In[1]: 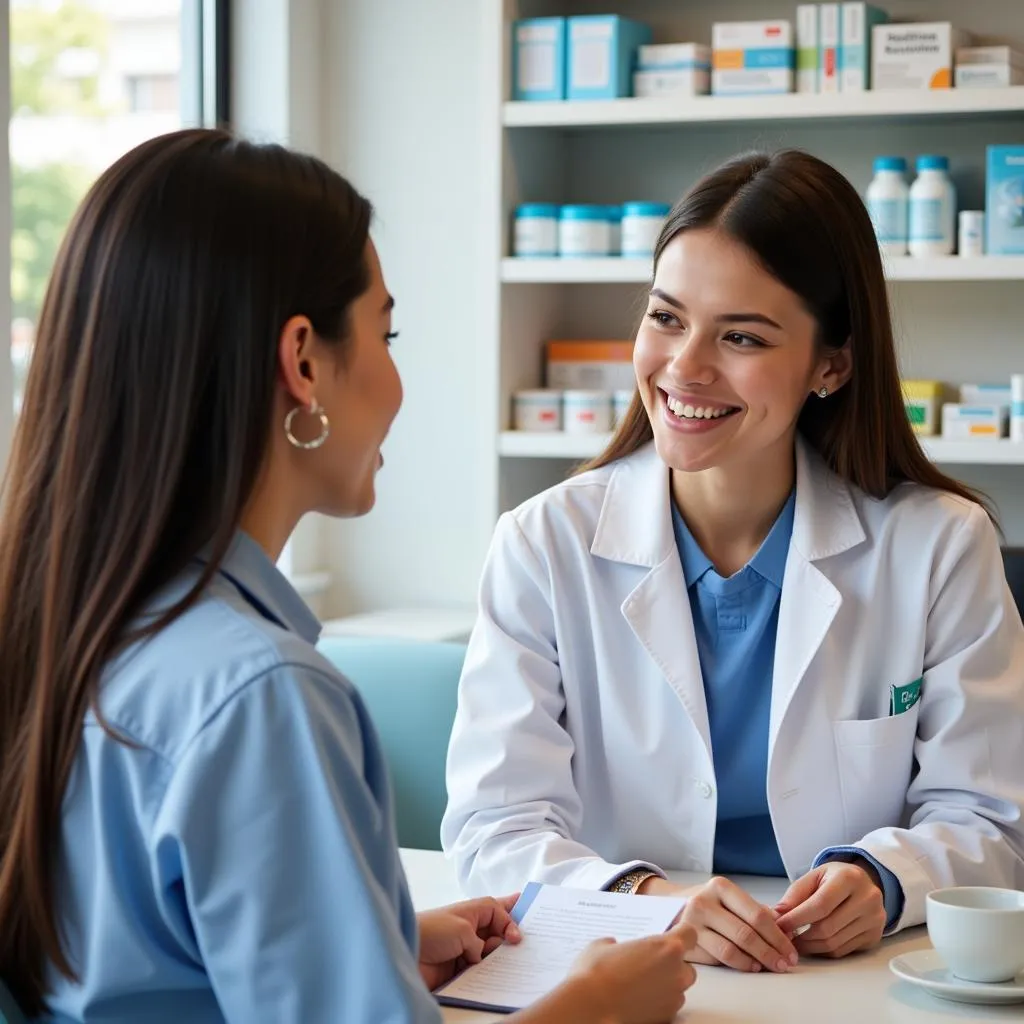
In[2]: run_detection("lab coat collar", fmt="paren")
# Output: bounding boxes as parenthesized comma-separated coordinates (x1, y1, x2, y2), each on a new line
(591, 436, 866, 568)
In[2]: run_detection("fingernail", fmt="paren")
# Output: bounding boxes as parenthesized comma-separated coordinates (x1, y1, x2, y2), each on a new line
(776, 959, 789, 973)
(751, 963, 762, 973)
(789, 952, 799, 966)
(508, 923, 521, 940)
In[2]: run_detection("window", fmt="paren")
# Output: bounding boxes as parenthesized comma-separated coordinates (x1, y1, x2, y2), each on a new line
(8, 0, 228, 413)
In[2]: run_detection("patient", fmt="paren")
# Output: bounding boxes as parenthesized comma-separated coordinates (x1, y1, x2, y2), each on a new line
(0, 129, 695, 1023)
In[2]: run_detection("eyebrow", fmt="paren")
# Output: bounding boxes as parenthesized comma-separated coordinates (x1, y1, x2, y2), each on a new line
(650, 288, 782, 330)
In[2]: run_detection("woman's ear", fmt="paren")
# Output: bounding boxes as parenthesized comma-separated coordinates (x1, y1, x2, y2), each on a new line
(818, 340, 853, 395)
(277, 315, 318, 406)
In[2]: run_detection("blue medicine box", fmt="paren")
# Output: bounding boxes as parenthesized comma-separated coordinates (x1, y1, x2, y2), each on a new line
(986, 145, 1024, 256)
(567, 15, 652, 100)
(513, 17, 567, 101)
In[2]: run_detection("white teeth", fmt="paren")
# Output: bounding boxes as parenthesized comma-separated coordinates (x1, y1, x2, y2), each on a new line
(665, 394, 734, 420)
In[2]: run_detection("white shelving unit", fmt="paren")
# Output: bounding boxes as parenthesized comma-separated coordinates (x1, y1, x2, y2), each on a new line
(504, 85, 1024, 129)
(498, 432, 1024, 467)
(502, 256, 1024, 284)
(486, 0, 1024, 541)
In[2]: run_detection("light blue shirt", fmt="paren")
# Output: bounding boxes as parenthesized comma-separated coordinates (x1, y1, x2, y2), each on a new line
(41, 534, 442, 1023)
(672, 496, 904, 926)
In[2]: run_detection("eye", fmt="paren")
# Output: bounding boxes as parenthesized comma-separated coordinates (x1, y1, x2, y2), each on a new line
(724, 331, 765, 348)
(646, 310, 680, 329)
(385, 331, 400, 346)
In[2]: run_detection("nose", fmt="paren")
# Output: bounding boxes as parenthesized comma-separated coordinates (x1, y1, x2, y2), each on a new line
(666, 333, 715, 386)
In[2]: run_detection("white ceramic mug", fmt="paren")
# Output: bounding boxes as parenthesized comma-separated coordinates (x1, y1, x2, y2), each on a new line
(926, 887, 1024, 983)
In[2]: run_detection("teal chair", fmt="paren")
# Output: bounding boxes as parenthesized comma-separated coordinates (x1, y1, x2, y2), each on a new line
(0, 981, 26, 1024)
(317, 637, 465, 851)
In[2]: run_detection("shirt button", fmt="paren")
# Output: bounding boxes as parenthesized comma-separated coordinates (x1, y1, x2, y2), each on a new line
(697, 781, 714, 799)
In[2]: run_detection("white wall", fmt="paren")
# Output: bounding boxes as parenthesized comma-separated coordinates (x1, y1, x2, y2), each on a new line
(321, 0, 497, 615)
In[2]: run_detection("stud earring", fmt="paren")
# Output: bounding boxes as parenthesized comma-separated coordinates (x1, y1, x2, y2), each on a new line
(818, 386, 829, 398)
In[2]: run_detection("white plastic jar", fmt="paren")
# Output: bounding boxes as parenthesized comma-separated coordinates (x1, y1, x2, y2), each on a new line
(558, 206, 611, 257)
(513, 204, 560, 257)
(563, 390, 612, 433)
(512, 390, 562, 431)
(958, 210, 985, 257)
(865, 157, 909, 258)
(909, 155, 956, 257)
(621, 202, 671, 258)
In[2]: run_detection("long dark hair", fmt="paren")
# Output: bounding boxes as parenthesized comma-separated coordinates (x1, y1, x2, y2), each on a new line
(586, 149, 987, 512)
(0, 128, 373, 1012)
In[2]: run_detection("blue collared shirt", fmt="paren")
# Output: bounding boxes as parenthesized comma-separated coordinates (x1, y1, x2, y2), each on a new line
(41, 534, 442, 1023)
(671, 495, 904, 926)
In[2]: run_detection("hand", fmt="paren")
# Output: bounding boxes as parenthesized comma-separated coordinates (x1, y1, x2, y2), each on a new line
(774, 860, 887, 959)
(651, 876, 798, 974)
(567, 922, 698, 1024)
(417, 895, 521, 990)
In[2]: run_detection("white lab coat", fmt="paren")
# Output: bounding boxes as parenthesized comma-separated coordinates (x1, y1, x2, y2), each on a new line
(442, 439, 1024, 931)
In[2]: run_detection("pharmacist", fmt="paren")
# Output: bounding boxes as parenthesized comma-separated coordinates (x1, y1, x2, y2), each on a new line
(443, 150, 1024, 975)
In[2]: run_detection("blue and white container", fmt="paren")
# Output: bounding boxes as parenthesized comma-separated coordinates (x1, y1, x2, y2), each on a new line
(567, 15, 652, 100)
(605, 206, 623, 255)
(986, 145, 1024, 256)
(559, 205, 612, 257)
(866, 157, 909, 258)
(513, 204, 560, 257)
(1012, 375, 1024, 443)
(513, 17, 567, 101)
(513, 389, 562, 432)
(909, 156, 956, 258)
(622, 202, 671, 257)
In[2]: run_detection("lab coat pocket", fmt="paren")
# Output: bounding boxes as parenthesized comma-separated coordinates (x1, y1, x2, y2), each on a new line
(832, 705, 920, 840)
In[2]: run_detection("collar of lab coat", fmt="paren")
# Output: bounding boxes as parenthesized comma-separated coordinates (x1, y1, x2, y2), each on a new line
(590, 435, 866, 569)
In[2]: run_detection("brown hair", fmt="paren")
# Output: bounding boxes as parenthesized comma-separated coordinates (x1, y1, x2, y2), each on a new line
(0, 128, 373, 1012)
(585, 149, 987, 512)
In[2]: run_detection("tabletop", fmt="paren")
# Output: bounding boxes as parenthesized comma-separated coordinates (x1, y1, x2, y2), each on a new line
(399, 848, 1023, 1024)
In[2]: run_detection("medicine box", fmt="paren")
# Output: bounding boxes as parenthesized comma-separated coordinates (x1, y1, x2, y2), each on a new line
(986, 146, 1024, 256)
(638, 43, 711, 70)
(513, 18, 567, 102)
(955, 64, 1024, 88)
(712, 21, 794, 96)
(567, 15, 652, 100)
(840, 3, 889, 91)
(956, 46, 1024, 67)
(819, 4, 841, 94)
(635, 43, 710, 98)
(872, 23, 968, 90)
(960, 383, 1012, 407)
(546, 340, 635, 391)
(902, 380, 946, 436)
(941, 403, 1008, 440)
(796, 5, 819, 93)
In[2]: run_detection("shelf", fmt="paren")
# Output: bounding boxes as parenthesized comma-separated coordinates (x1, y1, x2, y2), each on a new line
(499, 432, 1024, 466)
(501, 256, 1024, 284)
(504, 87, 1024, 129)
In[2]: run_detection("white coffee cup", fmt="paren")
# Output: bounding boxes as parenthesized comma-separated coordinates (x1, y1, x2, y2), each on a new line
(926, 887, 1024, 983)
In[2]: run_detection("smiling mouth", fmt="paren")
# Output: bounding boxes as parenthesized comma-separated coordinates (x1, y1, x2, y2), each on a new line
(661, 389, 741, 422)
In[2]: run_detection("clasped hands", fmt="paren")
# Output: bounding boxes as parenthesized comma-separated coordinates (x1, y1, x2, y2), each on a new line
(638, 858, 888, 973)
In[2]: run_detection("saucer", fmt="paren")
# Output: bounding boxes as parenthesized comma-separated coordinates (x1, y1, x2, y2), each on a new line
(890, 949, 1024, 1005)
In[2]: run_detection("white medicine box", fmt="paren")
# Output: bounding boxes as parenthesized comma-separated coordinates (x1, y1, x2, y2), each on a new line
(872, 23, 968, 90)
(513, 17, 567, 101)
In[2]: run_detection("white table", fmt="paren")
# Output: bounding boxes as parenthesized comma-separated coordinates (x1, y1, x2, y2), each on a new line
(400, 849, 1022, 1023)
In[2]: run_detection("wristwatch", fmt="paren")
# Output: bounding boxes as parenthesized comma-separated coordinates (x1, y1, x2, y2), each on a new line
(606, 869, 658, 895)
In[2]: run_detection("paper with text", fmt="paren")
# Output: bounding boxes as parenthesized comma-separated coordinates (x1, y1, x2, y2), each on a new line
(434, 881, 686, 1013)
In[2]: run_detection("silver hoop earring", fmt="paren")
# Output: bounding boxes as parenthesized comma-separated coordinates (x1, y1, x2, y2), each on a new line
(285, 400, 330, 450)
(818, 387, 829, 398)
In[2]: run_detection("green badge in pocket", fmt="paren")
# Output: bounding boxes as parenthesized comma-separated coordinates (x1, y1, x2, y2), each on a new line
(889, 677, 922, 716)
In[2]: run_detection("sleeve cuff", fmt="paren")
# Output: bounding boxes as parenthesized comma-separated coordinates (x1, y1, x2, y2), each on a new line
(813, 846, 905, 932)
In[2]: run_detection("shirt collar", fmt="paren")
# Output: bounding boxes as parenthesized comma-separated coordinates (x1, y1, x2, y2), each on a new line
(199, 532, 322, 645)
(671, 489, 796, 589)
